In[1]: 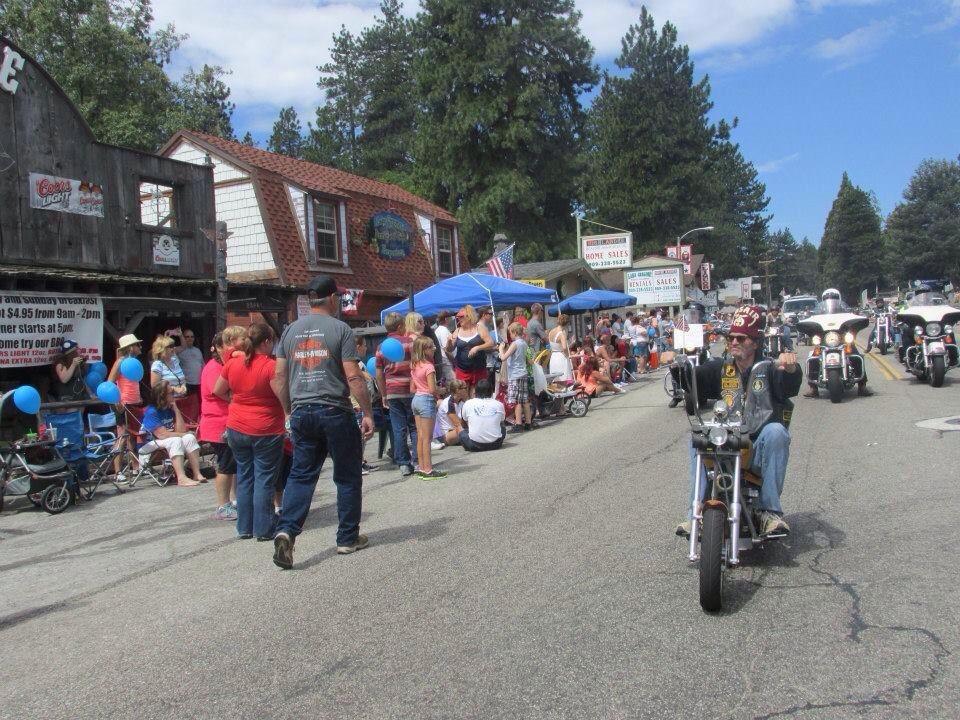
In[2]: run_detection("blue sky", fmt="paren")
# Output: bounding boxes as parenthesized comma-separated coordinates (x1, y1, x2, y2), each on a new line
(152, 0, 960, 247)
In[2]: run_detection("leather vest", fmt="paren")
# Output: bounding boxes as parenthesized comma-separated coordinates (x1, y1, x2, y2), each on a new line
(719, 357, 793, 438)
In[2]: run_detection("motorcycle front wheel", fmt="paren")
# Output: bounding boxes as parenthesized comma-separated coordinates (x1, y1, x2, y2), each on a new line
(699, 506, 725, 612)
(879, 341, 888, 355)
(827, 368, 844, 404)
(929, 355, 946, 388)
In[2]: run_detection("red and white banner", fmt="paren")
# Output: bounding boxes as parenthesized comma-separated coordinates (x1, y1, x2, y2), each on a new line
(700, 262, 711, 291)
(665, 244, 693, 275)
(29, 172, 104, 218)
(0, 292, 103, 367)
(340, 289, 364, 316)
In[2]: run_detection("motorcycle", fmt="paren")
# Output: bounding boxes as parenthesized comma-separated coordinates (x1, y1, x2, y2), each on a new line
(869, 311, 894, 355)
(895, 305, 960, 387)
(798, 312, 869, 403)
(679, 356, 786, 612)
(763, 325, 784, 358)
(665, 344, 710, 415)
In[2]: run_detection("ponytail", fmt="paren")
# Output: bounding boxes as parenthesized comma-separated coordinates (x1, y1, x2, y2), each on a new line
(242, 323, 274, 366)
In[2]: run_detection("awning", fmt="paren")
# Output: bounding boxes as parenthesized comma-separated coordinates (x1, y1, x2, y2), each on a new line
(546, 289, 636, 316)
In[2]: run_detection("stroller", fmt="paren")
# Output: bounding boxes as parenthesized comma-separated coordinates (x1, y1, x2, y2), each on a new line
(533, 360, 590, 418)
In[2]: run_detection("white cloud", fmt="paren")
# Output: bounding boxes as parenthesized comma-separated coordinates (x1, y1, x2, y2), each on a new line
(812, 18, 895, 67)
(699, 45, 792, 74)
(576, 0, 797, 59)
(756, 152, 800, 173)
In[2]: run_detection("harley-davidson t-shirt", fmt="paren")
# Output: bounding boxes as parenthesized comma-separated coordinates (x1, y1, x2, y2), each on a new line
(276, 313, 358, 411)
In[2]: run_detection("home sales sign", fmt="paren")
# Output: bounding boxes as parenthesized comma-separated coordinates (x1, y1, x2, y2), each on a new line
(581, 232, 632, 270)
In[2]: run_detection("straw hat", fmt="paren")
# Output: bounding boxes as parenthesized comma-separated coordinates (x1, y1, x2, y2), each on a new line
(118, 334, 142, 350)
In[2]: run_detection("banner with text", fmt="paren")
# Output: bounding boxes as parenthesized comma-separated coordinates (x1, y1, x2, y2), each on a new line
(665, 244, 693, 275)
(625, 268, 683, 306)
(0, 292, 104, 367)
(29, 172, 105, 218)
(700, 262, 712, 291)
(582, 232, 632, 269)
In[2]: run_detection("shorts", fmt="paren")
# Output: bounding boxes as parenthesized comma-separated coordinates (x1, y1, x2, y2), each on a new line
(455, 367, 487, 386)
(211, 441, 237, 474)
(507, 377, 528, 405)
(412, 394, 437, 419)
(633, 343, 649, 358)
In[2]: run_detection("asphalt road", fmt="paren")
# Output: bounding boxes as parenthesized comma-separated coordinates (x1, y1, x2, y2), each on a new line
(1, 337, 958, 719)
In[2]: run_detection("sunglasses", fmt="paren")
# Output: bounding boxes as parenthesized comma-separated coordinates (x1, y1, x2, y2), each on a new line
(728, 334, 749, 343)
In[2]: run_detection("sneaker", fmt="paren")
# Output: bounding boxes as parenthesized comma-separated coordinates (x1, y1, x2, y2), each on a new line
(212, 504, 238, 521)
(273, 532, 294, 569)
(430, 440, 445, 451)
(508, 425, 524, 434)
(336, 533, 370, 555)
(401, 465, 415, 477)
(675, 520, 692, 537)
(418, 468, 448, 480)
(361, 461, 378, 473)
(759, 511, 789, 536)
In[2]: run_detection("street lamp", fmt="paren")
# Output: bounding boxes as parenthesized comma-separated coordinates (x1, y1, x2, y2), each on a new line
(675, 225, 714, 260)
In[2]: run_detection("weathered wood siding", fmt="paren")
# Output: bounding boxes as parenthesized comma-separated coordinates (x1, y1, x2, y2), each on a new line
(0, 38, 215, 280)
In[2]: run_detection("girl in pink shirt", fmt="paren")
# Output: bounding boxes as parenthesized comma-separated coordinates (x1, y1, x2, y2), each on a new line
(409, 335, 446, 480)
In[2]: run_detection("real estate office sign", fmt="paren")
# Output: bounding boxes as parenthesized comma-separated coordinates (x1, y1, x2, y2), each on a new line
(581, 232, 632, 270)
(625, 268, 683, 306)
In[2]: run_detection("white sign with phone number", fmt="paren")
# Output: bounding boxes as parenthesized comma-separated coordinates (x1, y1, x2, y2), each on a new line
(581, 232, 633, 269)
(0, 292, 103, 367)
(625, 268, 682, 306)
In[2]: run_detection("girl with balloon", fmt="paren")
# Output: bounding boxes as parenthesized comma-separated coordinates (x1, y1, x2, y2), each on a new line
(108, 334, 145, 472)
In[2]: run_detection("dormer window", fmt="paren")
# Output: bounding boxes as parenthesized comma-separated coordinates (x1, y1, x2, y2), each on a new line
(311, 198, 338, 263)
(437, 225, 454, 276)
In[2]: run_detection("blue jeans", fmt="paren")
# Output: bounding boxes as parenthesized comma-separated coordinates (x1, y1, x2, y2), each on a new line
(687, 422, 790, 517)
(782, 325, 793, 351)
(227, 430, 283, 539)
(276, 404, 363, 546)
(388, 397, 418, 468)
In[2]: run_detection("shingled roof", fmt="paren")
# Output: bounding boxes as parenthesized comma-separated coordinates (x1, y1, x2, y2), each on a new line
(163, 130, 461, 294)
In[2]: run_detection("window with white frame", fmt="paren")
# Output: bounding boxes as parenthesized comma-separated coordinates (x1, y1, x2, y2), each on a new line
(436, 225, 454, 275)
(311, 198, 339, 262)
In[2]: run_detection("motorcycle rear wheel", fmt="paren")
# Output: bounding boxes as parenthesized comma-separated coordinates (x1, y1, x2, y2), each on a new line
(879, 341, 888, 355)
(699, 506, 725, 612)
(827, 368, 843, 404)
(930, 355, 945, 388)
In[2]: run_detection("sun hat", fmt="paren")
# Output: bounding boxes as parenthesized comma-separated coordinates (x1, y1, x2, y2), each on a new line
(118, 334, 141, 350)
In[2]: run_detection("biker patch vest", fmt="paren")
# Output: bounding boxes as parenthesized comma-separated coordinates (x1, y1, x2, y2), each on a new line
(720, 357, 794, 439)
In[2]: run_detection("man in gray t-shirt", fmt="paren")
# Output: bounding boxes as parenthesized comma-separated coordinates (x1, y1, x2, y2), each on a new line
(271, 275, 374, 570)
(277, 313, 356, 411)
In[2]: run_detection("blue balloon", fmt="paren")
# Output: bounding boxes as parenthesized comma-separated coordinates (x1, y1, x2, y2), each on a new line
(647, 327, 656, 338)
(380, 337, 404, 363)
(365, 356, 378, 376)
(119, 357, 144, 382)
(12, 385, 41, 415)
(89, 361, 108, 378)
(85, 370, 104, 390)
(95, 380, 121, 405)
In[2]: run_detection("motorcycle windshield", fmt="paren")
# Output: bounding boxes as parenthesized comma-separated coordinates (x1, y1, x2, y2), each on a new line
(816, 299, 849, 315)
(908, 292, 947, 307)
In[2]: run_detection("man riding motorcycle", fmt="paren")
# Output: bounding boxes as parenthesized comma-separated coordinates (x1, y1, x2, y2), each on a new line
(866, 296, 890, 353)
(766, 305, 793, 352)
(670, 306, 802, 537)
(804, 288, 871, 397)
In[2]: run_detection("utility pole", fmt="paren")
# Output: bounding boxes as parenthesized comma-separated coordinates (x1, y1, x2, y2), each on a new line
(758, 259, 776, 308)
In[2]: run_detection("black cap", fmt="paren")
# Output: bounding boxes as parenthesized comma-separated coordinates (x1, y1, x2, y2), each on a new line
(307, 274, 339, 297)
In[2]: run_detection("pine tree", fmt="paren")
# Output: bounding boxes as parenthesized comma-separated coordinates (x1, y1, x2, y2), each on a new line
(267, 107, 304, 158)
(312, 25, 365, 170)
(817, 173, 883, 301)
(794, 239, 819, 293)
(414, 0, 598, 262)
(357, 0, 417, 178)
(168, 64, 235, 139)
(885, 157, 960, 286)
(240, 131, 257, 147)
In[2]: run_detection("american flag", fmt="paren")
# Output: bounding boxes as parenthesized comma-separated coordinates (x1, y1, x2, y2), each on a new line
(676, 315, 690, 332)
(486, 243, 515, 279)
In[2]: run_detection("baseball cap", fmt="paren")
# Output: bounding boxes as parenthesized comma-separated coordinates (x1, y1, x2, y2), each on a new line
(306, 274, 339, 297)
(61, 339, 79, 355)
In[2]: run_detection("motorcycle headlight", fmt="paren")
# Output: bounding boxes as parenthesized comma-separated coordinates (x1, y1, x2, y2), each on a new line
(825, 331, 841, 347)
(844, 332, 854, 344)
(944, 324, 953, 335)
(812, 335, 821, 346)
(925, 322, 941, 337)
(914, 325, 923, 336)
(708, 426, 729, 447)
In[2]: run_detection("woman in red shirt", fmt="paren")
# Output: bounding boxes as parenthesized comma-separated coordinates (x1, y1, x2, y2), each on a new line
(214, 323, 285, 540)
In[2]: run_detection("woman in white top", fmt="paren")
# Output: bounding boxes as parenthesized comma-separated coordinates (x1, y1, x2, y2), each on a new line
(547, 313, 573, 381)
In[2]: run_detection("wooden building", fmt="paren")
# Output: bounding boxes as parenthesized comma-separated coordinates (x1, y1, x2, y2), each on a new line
(0, 37, 217, 385)
(159, 130, 465, 328)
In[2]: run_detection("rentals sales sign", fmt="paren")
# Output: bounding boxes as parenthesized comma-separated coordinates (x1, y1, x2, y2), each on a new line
(582, 233, 632, 269)
(625, 268, 683, 306)
(0, 292, 104, 367)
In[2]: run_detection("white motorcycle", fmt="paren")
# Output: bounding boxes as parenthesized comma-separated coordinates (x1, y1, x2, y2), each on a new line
(896, 302, 960, 387)
(798, 311, 869, 403)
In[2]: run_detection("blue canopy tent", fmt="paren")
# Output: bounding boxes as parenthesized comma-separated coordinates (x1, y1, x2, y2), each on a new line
(379, 273, 558, 325)
(546, 289, 636, 316)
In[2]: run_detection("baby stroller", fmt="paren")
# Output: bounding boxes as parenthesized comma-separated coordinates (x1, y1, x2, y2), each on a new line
(535, 363, 591, 418)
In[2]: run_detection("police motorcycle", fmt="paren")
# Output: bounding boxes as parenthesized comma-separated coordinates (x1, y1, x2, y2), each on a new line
(797, 290, 869, 404)
(676, 354, 791, 612)
(895, 290, 960, 387)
